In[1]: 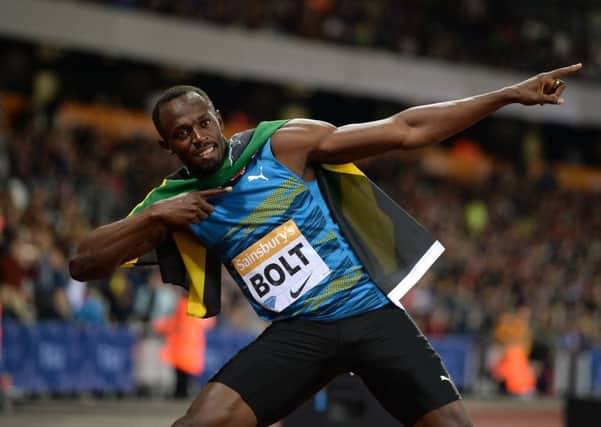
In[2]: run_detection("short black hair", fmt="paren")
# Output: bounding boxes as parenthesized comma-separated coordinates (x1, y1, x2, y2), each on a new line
(151, 85, 215, 137)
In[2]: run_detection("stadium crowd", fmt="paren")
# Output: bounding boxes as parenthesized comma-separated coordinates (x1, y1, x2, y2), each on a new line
(1, 81, 600, 394)
(78, 0, 600, 79)
(1, 16, 600, 395)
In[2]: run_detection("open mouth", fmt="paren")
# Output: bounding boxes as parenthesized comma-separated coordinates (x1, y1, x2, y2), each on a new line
(192, 142, 218, 159)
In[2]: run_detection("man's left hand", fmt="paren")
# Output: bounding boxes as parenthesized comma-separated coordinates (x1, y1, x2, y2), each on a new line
(509, 63, 582, 106)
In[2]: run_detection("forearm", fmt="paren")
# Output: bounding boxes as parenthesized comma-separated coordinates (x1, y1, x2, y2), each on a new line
(396, 87, 517, 149)
(69, 210, 168, 281)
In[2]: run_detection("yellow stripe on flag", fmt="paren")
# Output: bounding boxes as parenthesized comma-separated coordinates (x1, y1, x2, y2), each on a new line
(322, 163, 365, 176)
(173, 232, 208, 318)
(121, 179, 169, 268)
(121, 258, 139, 268)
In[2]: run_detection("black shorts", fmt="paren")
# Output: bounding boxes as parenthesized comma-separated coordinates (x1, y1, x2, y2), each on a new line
(210, 304, 460, 426)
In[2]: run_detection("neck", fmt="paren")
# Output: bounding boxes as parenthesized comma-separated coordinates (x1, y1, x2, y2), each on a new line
(184, 164, 220, 179)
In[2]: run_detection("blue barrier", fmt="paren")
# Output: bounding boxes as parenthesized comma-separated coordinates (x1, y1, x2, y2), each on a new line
(2, 320, 135, 393)
(2, 319, 474, 393)
(79, 326, 135, 392)
(200, 328, 255, 383)
(590, 347, 601, 394)
(3, 320, 42, 392)
(430, 335, 475, 390)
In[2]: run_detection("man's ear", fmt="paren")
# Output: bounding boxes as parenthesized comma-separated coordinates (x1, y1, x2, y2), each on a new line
(216, 109, 224, 130)
(157, 139, 171, 153)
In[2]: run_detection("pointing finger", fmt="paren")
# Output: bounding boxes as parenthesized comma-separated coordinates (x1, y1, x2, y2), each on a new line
(198, 187, 233, 198)
(549, 63, 582, 78)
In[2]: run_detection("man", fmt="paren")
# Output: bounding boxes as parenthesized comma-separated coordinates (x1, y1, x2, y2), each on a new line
(70, 63, 581, 427)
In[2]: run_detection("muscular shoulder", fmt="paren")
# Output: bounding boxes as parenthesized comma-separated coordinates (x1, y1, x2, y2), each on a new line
(270, 118, 336, 179)
(271, 118, 336, 151)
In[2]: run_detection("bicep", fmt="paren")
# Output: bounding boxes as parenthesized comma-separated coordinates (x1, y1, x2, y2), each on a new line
(310, 117, 411, 164)
(271, 117, 412, 171)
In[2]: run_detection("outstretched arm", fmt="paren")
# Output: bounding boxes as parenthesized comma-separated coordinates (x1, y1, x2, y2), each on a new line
(271, 64, 582, 173)
(69, 188, 231, 281)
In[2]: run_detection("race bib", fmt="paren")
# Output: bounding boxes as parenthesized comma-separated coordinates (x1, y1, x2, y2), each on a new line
(232, 220, 331, 312)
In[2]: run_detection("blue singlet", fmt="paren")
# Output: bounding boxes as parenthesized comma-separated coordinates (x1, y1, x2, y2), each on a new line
(189, 140, 389, 321)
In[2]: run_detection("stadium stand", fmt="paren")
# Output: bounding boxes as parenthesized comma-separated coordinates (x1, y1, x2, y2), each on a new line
(79, 0, 598, 80)
(0, 0, 600, 411)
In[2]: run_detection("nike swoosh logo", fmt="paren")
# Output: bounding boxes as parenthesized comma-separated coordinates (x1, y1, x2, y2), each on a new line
(290, 274, 312, 299)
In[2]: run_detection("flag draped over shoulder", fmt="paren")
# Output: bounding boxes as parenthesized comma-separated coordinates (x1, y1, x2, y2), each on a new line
(123, 120, 289, 318)
(124, 120, 444, 318)
(316, 163, 444, 307)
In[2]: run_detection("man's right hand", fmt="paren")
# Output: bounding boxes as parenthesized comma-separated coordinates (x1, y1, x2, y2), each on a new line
(70, 186, 231, 281)
(149, 187, 232, 231)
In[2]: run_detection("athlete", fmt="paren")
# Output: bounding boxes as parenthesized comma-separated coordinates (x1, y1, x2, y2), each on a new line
(70, 63, 581, 427)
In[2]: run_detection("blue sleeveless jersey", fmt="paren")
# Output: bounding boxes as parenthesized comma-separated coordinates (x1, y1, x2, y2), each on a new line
(189, 140, 389, 321)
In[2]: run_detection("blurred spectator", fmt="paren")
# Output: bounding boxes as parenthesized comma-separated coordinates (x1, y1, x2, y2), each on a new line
(73, 287, 108, 326)
(32, 227, 71, 321)
(492, 344, 536, 396)
(104, 271, 135, 324)
(133, 269, 177, 324)
(133, 268, 177, 397)
(154, 294, 216, 399)
(464, 200, 488, 235)
(490, 307, 536, 395)
(0, 231, 36, 324)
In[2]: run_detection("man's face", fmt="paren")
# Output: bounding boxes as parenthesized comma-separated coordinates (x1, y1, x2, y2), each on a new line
(158, 92, 227, 176)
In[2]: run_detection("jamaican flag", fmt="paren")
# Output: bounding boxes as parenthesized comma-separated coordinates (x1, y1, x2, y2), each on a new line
(124, 120, 289, 318)
(316, 163, 444, 307)
(125, 120, 444, 318)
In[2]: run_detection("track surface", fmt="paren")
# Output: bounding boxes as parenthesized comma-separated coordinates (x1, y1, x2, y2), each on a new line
(0, 397, 562, 427)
